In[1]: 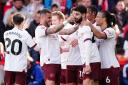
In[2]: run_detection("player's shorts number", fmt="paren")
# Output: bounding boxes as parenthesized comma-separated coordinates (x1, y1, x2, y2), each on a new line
(5, 38, 22, 55)
(106, 76, 111, 83)
(79, 70, 84, 78)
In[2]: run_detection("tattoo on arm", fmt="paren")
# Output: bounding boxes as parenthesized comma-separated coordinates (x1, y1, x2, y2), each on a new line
(59, 25, 79, 35)
(46, 24, 65, 35)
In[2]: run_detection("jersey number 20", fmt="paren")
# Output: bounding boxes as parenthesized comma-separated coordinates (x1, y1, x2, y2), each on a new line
(5, 38, 22, 55)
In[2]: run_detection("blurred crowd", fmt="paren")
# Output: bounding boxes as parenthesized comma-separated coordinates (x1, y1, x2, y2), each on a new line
(0, 0, 128, 85)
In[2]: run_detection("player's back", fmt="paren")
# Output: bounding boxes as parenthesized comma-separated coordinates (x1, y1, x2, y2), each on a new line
(4, 27, 32, 72)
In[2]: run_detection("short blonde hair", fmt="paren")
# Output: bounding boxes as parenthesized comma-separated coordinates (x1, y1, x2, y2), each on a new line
(52, 11, 65, 20)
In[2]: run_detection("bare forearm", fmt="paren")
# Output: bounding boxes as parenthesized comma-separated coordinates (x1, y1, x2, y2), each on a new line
(46, 14, 75, 35)
(46, 24, 65, 35)
(59, 25, 79, 35)
(89, 23, 106, 39)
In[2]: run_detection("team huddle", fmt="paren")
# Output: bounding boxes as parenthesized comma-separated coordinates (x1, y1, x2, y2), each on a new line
(3, 5, 120, 85)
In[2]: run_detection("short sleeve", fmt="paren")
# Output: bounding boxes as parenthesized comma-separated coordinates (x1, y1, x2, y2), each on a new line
(25, 31, 36, 48)
(35, 26, 46, 38)
(78, 26, 93, 42)
(35, 26, 47, 47)
(103, 28, 115, 39)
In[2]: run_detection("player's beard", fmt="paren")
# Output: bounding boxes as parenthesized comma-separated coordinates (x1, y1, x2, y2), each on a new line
(69, 17, 82, 25)
(69, 21, 75, 25)
(96, 22, 102, 26)
(75, 17, 82, 24)
(46, 22, 51, 27)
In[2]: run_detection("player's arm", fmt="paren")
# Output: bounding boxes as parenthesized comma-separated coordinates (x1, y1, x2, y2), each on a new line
(45, 23, 65, 35)
(59, 24, 79, 35)
(86, 20, 107, 39)
(82, 39, 92, 74)
(79, 29, 92, 74)
(46, 15, 75, 35)
(82, 39, 92, 66)
(31, 43, 40, 52)
(89, 22, 115, 39)
(26, 33, 40, 52)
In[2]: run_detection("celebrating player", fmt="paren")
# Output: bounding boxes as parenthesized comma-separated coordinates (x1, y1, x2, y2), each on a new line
(4, 13, 40, 85)
(86, 11, 120, 85)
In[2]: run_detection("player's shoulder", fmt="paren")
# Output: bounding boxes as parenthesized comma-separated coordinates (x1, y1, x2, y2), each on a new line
(103, 27, 116, 38)
(78, 25, 92, 33)
(22, 30, 32, 38)
(104, 27, 116, 34)
(35, 25, 46, 31)
(36, 25, 46, 30)
(22, 29, 29, 33)
(4, 29, 13, 36)
(36, 25, 42, 29)
(104, 27, 115, 31)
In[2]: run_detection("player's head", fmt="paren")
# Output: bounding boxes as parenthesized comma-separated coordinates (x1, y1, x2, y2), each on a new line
(86, 5, 98, 22)
(72, 5, 86, 23)
(13, 13, 25, 26)
(73, 5, 87, 15)
(39, 9, 51, 27)
(96, 11, 116, 28)
(52, 11, 65, 25)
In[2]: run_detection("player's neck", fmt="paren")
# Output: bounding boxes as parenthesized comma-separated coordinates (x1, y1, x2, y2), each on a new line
(101, 22, 107, 31)
(80, 17, 85, 26)
(40, 22, 48, 27)
(15, 25, 23, 30)
(80, 18, 88, 26)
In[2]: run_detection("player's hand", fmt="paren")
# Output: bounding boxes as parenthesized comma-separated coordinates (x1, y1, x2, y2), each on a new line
(84, 19, 91, 26)
(67, 14, 75, 23)
(83, 65, 91, 74)
(70, 39, 78, 47)
(73, 24, 80, 27)
(60, 47, 69, 53)
(60, 47, 63, 54)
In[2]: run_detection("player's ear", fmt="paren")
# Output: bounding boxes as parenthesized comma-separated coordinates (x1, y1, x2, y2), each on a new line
(60, 19, 64, 23)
